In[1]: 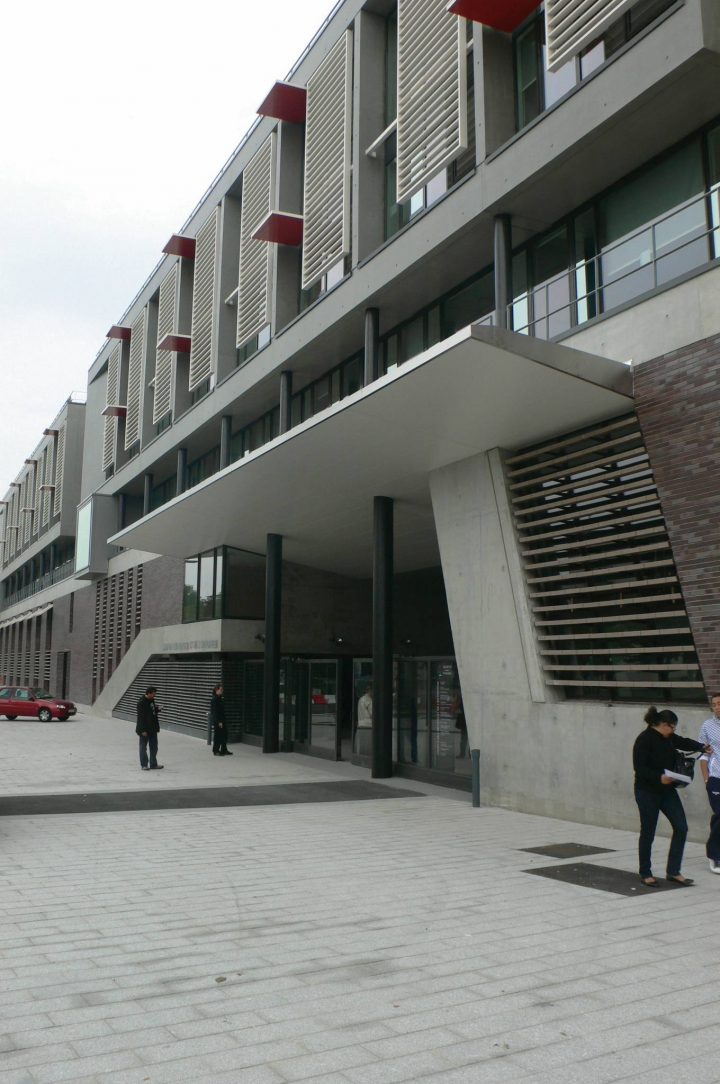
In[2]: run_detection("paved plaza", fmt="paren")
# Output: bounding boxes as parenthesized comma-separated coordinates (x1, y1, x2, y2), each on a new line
(1, 712, 719, 1084)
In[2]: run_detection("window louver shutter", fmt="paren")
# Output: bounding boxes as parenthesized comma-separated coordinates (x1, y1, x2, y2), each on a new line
(301, 31, 353, 290)
(53, 426, 65, 516)
(396, 0, 467, 204)
(189, 208, 219, 392)
(153, 264, 178, 423)
(21, 474, 30, 545)
(545, 0, 633, 71)
(125, 310, 145, 449)
(237, 135, 276, 349)
(41, 445, 50, 526)
(102, 346, 120, 470)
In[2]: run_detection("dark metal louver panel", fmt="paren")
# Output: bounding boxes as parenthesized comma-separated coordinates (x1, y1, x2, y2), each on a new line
(506, 413, 704, 700)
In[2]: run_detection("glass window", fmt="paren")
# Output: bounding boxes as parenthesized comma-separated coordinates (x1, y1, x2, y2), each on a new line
(385, 8, 397, 126)
(580, 39, 605, 79)
(214, 549, 224, 619)
(574, 208, 599, 324)
(314, 375, 331, 413)
(440, 271, 494, 337)
(599, 140, 705, 308)
(708, 125, 720, 259)
(511, 250, 530, 334)
(75, 502, 92, 573)
(532, 225, 571, 338)
(183, 558, 199, 623)
(341, 355, 363, 397)
(198, 551, 215, 620)
(542, 51, 577, 108)
(515, 20, 542, 130)
(399, 314, 425, 364)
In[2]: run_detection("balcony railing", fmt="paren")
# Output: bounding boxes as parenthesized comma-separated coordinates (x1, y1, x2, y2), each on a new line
(2, 558, 76, 611)
(508, 187, 720, 340)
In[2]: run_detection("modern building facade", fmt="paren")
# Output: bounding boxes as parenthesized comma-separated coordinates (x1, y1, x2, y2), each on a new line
(3, 0, 720, 830)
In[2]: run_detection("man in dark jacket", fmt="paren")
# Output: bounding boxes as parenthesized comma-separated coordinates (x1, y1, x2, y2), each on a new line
(136, 686, 163, 770)
(210, 684, 232, 756)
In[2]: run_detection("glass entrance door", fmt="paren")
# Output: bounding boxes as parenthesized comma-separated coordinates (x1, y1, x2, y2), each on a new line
(308, 660, 338, 755)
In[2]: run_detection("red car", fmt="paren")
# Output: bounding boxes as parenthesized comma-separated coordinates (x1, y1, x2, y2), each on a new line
(0, 686, 77, 722)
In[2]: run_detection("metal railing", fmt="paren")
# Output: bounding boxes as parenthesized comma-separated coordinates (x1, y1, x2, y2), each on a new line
(1, 558, 75, 611)
(508, 187, 720, 339)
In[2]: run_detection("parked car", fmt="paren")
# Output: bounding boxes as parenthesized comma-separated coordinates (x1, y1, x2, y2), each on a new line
(0, 686, 77, 721)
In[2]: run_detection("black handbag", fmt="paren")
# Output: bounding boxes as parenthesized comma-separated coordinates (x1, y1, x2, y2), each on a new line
(673, 750, 698, 786)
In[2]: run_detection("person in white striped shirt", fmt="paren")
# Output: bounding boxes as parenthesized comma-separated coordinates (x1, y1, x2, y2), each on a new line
(698, 694, 720, 874)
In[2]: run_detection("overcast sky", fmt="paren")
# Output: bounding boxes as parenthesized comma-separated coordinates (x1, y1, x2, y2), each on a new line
(0, 0, 336, 492)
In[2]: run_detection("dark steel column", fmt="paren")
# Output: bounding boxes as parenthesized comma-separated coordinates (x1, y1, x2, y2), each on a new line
(143, 473, 153, 516)
(262, 533, 282, 754)
(279, 372, 293, 434)
(176, 448, 187, 497)
(493, 214, 512, 330)
(372, 496, 393, 778)
(364, 307, 380, 385)
(219, 415, 232, 469)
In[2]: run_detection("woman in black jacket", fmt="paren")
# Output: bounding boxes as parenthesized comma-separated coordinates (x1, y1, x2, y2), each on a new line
(633, 706, 707, 886)
(210, 684, 232, 756)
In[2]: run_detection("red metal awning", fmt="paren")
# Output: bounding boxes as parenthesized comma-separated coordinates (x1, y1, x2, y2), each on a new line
(101, 405, 128, 418)
(252, 212, 304, 246)
(157, 334, 192, 353)
(257, 81, 307, 124)
(106, 325, 131, 341)
(163, 235, 197, 260)
(447, 0, 541, 32)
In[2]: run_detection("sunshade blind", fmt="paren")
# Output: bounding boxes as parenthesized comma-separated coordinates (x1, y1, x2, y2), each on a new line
(301, 31, 353, 290)
(40, 444, 51, 526)
(10, 492, 18, 556)
(53, 426, 66, 516)
(396, 0, 467, 203)
(21, 473, 30, 545)
(189, 208, 219, 392)
(153, 264, 178, 423)
(237, 134, 276, 349)
(102, 346, 120, 470)
(545, 0, 634, 71)
(125, 310, 146, 449)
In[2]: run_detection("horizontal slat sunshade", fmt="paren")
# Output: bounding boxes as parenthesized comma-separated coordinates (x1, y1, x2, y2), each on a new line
(125, 310, 145, 449)
(102, 346, 120, 470)
(302, 31, 353, 290)
(153, 265, 178, 424)
(545, 0, 634, 72)
(53, 426, 65, 516)
(507, 412, 703, 700)
(237, 135, 275, 349)
(396, 0, 467, 204)
(189, 208, 219, 392)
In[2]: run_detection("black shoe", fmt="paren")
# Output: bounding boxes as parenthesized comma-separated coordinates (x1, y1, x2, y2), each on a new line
(666, 875, 694, 886)
(141, 766, 150, 771)
(149, 764, 164, 770)
(213, 751, 220, 756)
(223, 750, 233, 756)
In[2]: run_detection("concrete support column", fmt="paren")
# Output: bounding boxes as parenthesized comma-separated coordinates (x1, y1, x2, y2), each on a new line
(372, 496, 393, 778)
(493, 214, 512, 330)
(262, 533, 283, 755)
(219, 415, 232, 469)
(279, 372, 293, 434)
(364, 308, 380, 386)
(176, 448, 187, 497)
(143, 473, 153, 517)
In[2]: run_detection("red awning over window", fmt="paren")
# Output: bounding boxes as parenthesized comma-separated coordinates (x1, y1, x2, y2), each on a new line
(447, 0, 541, 33)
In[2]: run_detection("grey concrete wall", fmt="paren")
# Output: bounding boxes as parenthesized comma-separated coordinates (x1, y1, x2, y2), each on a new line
(560, 265, 720, 367)
(429, 447, 712, 838)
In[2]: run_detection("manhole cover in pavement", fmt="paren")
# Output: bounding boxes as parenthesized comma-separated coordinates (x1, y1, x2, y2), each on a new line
(524, 862, 677, 895)
(520, 842, 614, 859)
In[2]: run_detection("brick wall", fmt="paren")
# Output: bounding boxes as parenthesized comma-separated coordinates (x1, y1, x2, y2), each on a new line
(635, 333, 720, 697)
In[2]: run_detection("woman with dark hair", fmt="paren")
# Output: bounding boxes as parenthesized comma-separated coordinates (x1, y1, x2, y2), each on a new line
(633, 706, 707, 886)
(210, 684, 232, 756)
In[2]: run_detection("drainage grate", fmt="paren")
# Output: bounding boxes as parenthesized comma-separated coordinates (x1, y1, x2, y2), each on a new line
(0, 780, 423, 817)
(520, 843, 614, 859)
(525, 862, 677, 896)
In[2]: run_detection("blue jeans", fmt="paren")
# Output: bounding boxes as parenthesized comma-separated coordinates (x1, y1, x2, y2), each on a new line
(635, 785, 687, 878)
(139, 733, 159, 769)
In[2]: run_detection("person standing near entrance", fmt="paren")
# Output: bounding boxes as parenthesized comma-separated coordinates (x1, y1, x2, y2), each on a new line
(210, 683, 232, 756)
(356, 682, 372, 755)
(698, 693, 720, 874)
(136, 686, 163, 771)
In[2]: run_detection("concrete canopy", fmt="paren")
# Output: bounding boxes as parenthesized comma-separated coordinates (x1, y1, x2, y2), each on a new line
(111, 325, 633, 578)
